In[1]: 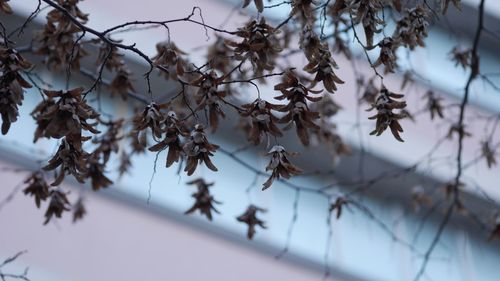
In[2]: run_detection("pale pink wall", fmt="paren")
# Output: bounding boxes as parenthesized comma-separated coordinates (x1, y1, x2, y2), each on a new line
(0, 159, 336, 281)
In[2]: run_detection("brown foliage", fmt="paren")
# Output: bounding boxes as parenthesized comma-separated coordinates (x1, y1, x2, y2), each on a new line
(263, 145, 302, 190)
(185, 178, 221, 221)
(236, 205, 266, 239)
(367, 87, 407, 142)
(0, 47, 32, 134)
(183, 124, 219, 176)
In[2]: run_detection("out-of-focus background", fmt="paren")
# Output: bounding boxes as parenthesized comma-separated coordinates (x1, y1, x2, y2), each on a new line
(1, 0, 500, 280)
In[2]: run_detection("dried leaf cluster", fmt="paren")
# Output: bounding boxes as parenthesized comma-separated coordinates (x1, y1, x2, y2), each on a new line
(0, 0, 498, 255)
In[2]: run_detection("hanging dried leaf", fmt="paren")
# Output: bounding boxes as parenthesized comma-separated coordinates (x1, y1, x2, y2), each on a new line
(190, 71, 227, 132)
(35, 0, 88, 70)
(23, 171, 50, 208)
(393, 5, 429, 50)
(274, 71, 322, 146)
(0, 0, 13, 14)
(236, 205, 267, 239)
(43, 138, 89, 186)
(86, 155, 113, 191)
(262, 145, 302, 190)
(353, 0, 385, 48)
(226, 18, 282, 74)
(153, 41, 187, 80)
(367, 87, 407, 142)
(372, 37, 400, 73)
(424, 91, 444, 120)
(240, 99, 282, 145)
(0, 47, 33, 135)
(303, 44, 344, 93)
(207, 35, 235, 74)
(148, 111, 188, 167)
(446, 124, 471, 139)
(72, 197, 86, 223)
(132, 102, 165, 140)
(290, 0, 317, 23)
(92, 119, 124, 164)
(481, 141, 497, 168)
(183, 124, 219, 176)
(32, 87, 100, 146)
(329, 197, 348, 219)
(44, 190, 71, 225)
(449, 46, 471, 69)
(118, 151, 132, 177)
(184, 178, 221, 221)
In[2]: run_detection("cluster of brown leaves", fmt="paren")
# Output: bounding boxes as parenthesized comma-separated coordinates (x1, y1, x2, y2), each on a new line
(36, 0, 88, 70)
(290, 0, 317, 23)
(367, 87, 407, 142)
(236, 205, 266, 239)
(240, 99, 282, 145)
(393, 5, 429, 50)
(153, 41, 187, 80)
(72, 197, 86, 222)
(0, 0, 12, 14)
(359, 77, 378, 104)
(263, 145, 302, 190)
(299, 25, 322, 61)
(481, 141, 497, 169)
(449, 46, 471, 69)
(32, 88, 100, 145)
(299, 25, 344, 93)
(190, 71, 227, 131)
(92, 119, 124, 164)
(132, 102, 164, 141)
(424, 90, 444, 120)
(227, 18, 282, 73)
(350, 0, 385, 48)
(0, 47, 32, 134)
(23, 171, 50, 208)
(44, 138, 89, 185)
(3, 0, 489, 244)
(92, 39, 135, 100)
(24, 170, 82, 224)
(372, 37, 400, 73)
(303, 44, 344, 93)
(329, 197, 349, 219)
(31, 88, 113, 191)
(86, 154, 113, 191)
(330, 1, 433, 74)
(332, 2, 432, 74)
(185, 178, 221, 221)
(207, 36, 235, 75)
(447, 123, 471, 140)
(148, 111, 188, 168)
(274, 71, 322, 145)
(130, 101, 220, 176)
(183, 124, 219, 176)
(44, 189, 71, 224)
